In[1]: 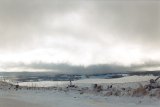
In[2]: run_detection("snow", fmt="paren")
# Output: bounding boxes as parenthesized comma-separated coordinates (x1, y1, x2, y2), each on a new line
(74, 75, 157, 84)
(0, 75, 160, 107)
(19, 81, 69, 87)
(0, 88, 160, 107)
(18, 75, 158, 87)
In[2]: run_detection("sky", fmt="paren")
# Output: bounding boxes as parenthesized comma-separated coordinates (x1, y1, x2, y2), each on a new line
(0, 0, 160, 73)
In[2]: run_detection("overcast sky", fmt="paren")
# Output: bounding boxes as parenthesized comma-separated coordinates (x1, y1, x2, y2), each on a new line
(0, 0, 160, 73)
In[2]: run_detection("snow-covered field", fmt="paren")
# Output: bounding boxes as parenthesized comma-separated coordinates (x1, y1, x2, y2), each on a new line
(0, 75, 160, 107)
(1, 89, 160, 107)
(18, 75, 157, 87)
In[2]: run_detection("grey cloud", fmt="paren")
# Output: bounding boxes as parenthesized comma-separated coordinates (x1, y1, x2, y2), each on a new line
(0, 0, 159, 50)
(0, 0, 159, 68)
(3, 60, 160, 74)
(0, 61, 160, 74)
(84, 1, 160, 47)
(131, 60, 160, 69)
(1, 62, 129, 74)
(0, 0, 82, 51)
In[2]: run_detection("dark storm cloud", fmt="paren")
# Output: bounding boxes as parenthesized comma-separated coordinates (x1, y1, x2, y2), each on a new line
(3, 60, 160, 74)
(1, 62, 129, 74)
(131, 60, 160, 69)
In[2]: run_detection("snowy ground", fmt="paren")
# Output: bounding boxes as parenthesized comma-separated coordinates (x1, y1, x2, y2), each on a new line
(18, 75, 157, 87)
(1, 89, 160, 107)
(0, 75, 160, 107)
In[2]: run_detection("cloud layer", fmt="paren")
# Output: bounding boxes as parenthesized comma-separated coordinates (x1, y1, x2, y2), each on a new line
(0, 0, 160, 72)
(2, 60, 160, 74)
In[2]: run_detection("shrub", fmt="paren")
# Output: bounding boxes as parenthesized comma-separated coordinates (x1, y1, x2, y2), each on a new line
(132, 85, 148, 97)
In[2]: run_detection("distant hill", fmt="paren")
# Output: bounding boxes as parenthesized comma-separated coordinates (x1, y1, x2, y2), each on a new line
(0, 71, 160, 82)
